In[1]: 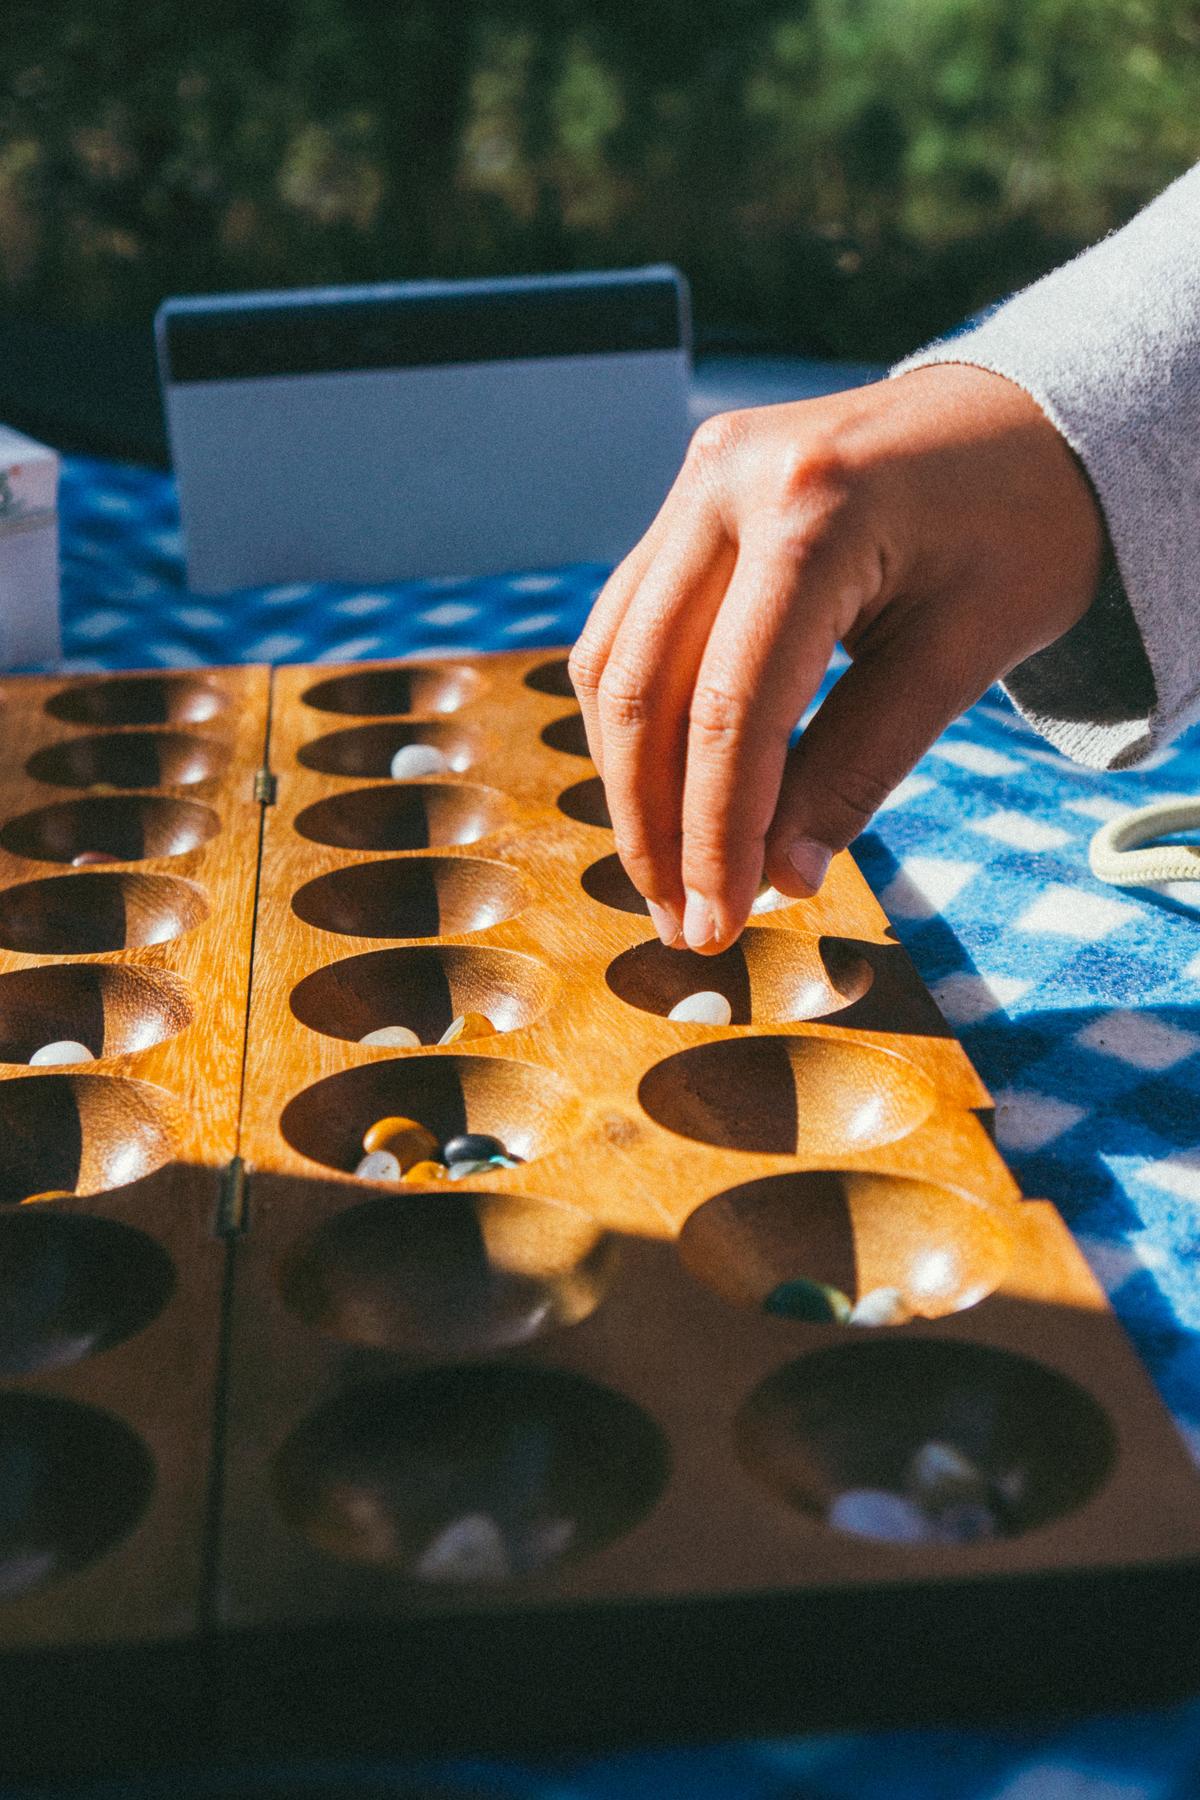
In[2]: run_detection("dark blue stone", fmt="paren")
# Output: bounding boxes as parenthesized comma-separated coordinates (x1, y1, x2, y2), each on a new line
(443, 1132, 507, 1166)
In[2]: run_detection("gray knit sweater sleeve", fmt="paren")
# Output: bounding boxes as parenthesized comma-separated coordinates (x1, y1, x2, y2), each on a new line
(891, 162, 1200, 769)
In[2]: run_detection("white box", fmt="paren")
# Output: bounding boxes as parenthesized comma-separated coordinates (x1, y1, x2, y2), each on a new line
(0, 425, 60, 668)
(157, 269, 691, 592)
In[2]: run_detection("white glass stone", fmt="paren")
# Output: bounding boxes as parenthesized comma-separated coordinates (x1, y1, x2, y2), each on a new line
(354, 1149, 402, 1182)
(389, 743, 450, 779)
(905, 1440, 989, 1511)
(414, 1513, 511, 1584)
(29, 1040, 93, 1066)
(667, 989, 733, 1026)
(827, 1488, 940, 1544)
(357, 1025, 421, 1048)
(848, 1286, 911, 1327)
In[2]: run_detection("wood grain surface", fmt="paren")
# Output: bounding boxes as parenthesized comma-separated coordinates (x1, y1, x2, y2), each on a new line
(1, 650, 1199, 1767)
(220, 653, 1200, 1638)
(0, 665, 266, 1647)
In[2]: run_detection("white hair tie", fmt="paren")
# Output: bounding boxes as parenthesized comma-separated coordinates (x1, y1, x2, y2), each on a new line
(1089, 799, 1200, 887)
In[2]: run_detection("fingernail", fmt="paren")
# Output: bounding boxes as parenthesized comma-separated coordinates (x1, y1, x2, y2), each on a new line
(683, 888, 717, 951)
(646, 900, 683, 947)
(786, 838, 832, 894)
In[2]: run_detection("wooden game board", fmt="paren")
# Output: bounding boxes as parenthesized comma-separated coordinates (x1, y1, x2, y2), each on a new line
(0, 651, 1198, 1776)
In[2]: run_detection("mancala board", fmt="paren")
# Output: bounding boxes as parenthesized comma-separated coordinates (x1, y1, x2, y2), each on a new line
(0, 650, 1198, 1777)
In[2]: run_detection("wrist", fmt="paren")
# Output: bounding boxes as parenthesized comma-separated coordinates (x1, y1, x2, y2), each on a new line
(880, 363, 1106, 650)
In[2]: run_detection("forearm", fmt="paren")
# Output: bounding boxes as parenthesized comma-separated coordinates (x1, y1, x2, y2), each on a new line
(893, 161, 1200, 768)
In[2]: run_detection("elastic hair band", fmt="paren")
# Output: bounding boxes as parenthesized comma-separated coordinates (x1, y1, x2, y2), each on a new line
(1089, 800, 1200, 887)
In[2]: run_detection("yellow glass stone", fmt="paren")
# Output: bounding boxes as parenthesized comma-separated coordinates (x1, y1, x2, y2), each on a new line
(438, 1011, 496, 1045)
(361, 1114, 439, 1169)
(400, 1159, 451, 1185)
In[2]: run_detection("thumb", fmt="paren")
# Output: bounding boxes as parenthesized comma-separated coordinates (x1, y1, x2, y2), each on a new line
(763, 628, 979, 896)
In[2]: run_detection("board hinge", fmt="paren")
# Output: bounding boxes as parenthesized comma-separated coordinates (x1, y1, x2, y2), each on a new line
(253, 767, 277, 805)
(217, 1155, 248, 1237)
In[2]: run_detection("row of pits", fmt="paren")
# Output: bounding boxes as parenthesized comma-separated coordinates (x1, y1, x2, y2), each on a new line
(0, 783, 515, 866)
(0, 1030, 939, 1199)
(0, 932, 874, 1064)
(0, 774, 605, 867)
(34, 654, 571, 735)
(0, 1164, 1012, 1377)
(298, 652, 578, 717)
(0, 848, 803, 954)
(18, 717, 579, 791)
(0, 681, 206, 1603)
(0, 683, 238, 1201)
(0, 1330, 1114, 1601)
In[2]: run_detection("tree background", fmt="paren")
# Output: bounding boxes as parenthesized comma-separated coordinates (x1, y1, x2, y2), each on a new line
(3, 0, 1199, 362)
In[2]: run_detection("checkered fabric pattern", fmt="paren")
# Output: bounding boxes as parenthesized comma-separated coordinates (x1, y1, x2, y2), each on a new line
(29, 454, 1200, 1800)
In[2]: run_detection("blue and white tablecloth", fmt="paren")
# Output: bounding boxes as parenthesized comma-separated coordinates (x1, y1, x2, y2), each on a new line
(34, 454, 1200, 1800)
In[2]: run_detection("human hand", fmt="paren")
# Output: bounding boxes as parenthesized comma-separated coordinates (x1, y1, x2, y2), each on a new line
(568, 363, 1104, 952)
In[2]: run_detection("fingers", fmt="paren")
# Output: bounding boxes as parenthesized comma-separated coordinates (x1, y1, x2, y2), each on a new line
(574, 368, 1082, 943)
(677, 536, 841, 951)
(569, 431, 732, 776)
(763, 619, 981, 894)
(568, 534, 659, 781)
(594, 513, 735, 941)
(574, 401, 952, 951)
(569, 430, 736, 944)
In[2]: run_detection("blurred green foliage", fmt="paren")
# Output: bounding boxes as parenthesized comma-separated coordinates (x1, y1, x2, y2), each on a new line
(2, 0, 1198, 359)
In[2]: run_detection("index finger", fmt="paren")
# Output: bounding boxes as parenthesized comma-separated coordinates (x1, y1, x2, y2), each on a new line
(568, 460, 710, 777)
(679, 534, 839, 951)
(567, 534, 660, 781)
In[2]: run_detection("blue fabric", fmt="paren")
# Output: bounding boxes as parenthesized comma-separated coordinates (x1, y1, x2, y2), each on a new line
(31, 455, 1200, 1799)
